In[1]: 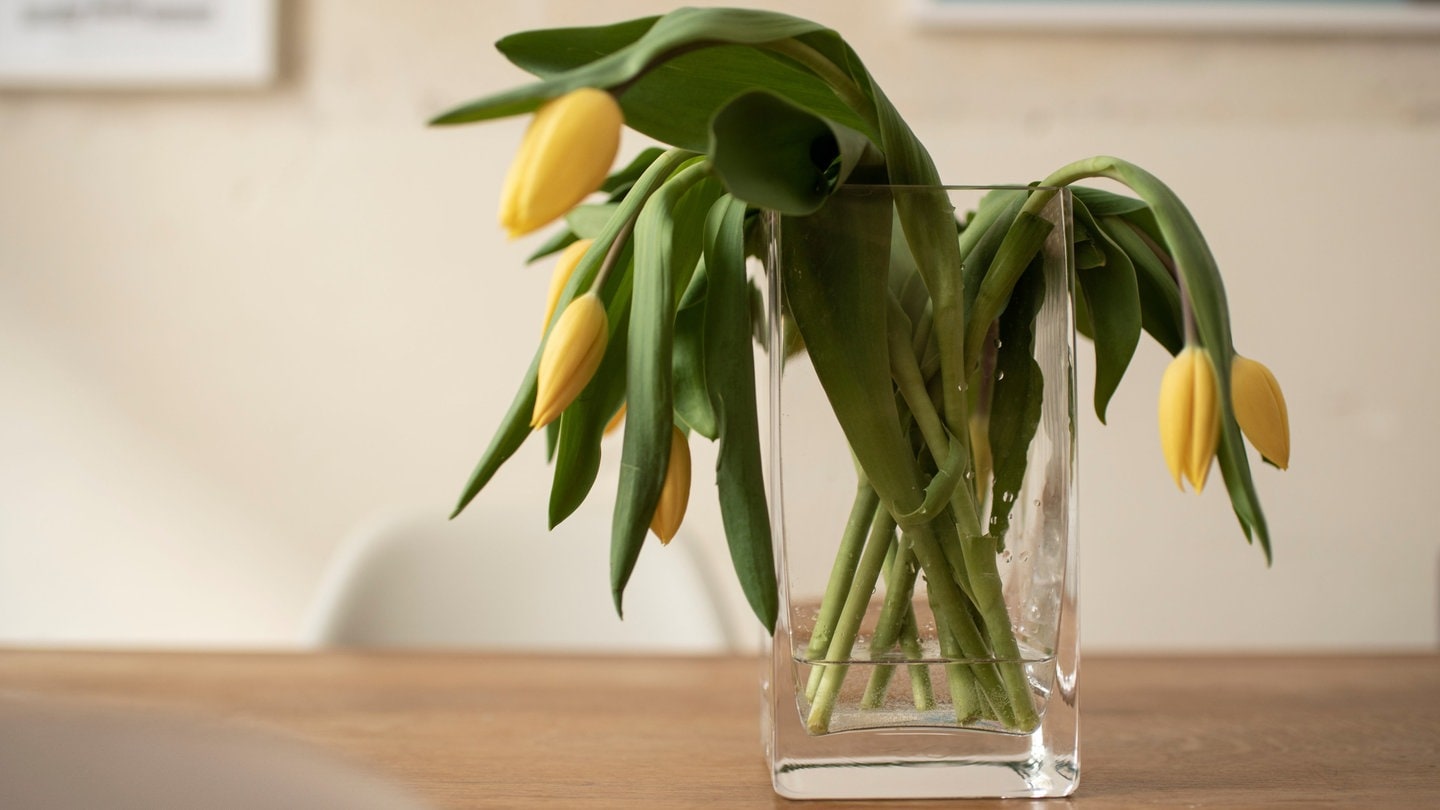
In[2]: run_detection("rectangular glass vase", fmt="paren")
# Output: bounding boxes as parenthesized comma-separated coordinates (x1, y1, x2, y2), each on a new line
(759, 185, 1079, 800)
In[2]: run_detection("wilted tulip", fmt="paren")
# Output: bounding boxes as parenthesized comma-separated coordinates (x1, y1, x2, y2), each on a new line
(500, 88, 623, 238)
(532, 293, 608, 428)
(1158, 346, 1220, 492)
(650, 426, 692, 544)
(541, 239, 593, 334)
(1231, 355, 1290, 470)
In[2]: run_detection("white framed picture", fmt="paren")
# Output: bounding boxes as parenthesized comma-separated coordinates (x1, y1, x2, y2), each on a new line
(910, 0, 1440, 35)
(0, 0, 276, 87)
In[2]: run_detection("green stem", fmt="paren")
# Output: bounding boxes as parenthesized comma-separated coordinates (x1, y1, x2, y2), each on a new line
(805, 503, 897, 732)
(804, 480, 881, 701)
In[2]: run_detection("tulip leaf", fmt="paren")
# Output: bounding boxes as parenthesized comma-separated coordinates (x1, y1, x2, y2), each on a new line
(671, 264, 717, 440)
(451, 149, 693, 520)
(703, 195, 778, 632)
(987, 259, 1047, 544)
(709, 91, 874, 215)
(566, 204, 621, 239)
(527, 229, 579, 265)
(611, 160, 711, 617)
(1073, 198, 1142, 424)
(959, 188, 1026, 316)
(435, 9, 875, 152)
(1101, 214, 1184, 355)
(601, 147, 667, 196)
(667, 178, 725, 440)
(780, 187, 920, 513)
(1071, 186, 1150, 217)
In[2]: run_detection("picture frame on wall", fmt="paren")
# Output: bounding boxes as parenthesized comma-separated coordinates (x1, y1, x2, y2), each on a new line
(0, 0, 277, 88)
(910, 0, 1440, 34)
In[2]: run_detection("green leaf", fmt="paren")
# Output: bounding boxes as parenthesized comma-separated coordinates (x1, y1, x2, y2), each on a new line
(610, 160, 711, 617)
(1073, 198, 1142, 424)
(709, 91, 874, 215)
(703, 196, 778, 632)
(527, 229, 579, 265)
(434, 8, 873, 152)
(1101, 214, 1184, 355)
(566, 204, 621, 239)
(450, 149, 694, 520)
(671, 263, 717, 439)
(1071, 185, 1150, 217)
(987, 260, 1047, 543)
(602, 147, 668, 197)
(780, 187, 919, 513)
(959, 188, 1026, 316)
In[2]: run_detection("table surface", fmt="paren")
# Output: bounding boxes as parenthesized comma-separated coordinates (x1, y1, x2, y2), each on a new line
(1, 651, 1436, 808)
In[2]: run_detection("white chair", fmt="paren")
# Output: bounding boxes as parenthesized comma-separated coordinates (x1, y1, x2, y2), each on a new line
(302, 501, 738, 652)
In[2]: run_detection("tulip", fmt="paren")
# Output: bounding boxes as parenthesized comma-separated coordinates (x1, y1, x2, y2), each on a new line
(650, 426, 692, 544)
(532, 293, 608, 428)
(500, 88, 623, 238)
(541, 239, 593, 334)
(1158, 346, 1220, 492)
(1231, 355, 1290, 470)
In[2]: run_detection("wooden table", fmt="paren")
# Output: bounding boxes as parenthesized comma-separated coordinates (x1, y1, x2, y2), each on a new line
(1, 651, 1435, 808)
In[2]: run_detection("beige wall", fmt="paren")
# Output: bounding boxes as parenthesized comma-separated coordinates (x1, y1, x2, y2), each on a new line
(2, 0, 1436, 649)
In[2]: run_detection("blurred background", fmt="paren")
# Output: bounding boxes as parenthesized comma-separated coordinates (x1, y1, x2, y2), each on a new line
(1, 0, 1436, 651)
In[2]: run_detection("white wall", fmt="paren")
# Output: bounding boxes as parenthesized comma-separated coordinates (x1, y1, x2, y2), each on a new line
(1, 0, 1436, 650)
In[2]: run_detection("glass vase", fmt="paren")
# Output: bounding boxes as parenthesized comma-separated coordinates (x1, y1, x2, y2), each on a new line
(759, 185, 1078, 800)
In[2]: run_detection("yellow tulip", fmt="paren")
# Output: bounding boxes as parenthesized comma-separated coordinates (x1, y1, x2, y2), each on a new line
(500, 88, 623, 239)
(650, 426, 692, 545)
(541, 239, 593, 335)
(1231, 355, 1290, 470)
(1158, 346, 1220, 493)
(531, 293, 608, 428)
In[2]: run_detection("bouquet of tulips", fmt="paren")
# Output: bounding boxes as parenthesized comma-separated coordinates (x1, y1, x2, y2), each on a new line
(436, 8, 1290, 733)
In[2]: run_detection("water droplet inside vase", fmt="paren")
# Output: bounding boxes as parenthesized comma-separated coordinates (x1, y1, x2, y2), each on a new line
(996, 371, 1005, 381)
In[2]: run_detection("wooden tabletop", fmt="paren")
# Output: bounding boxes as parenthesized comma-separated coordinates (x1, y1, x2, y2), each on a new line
(0, 651, 1436, 808)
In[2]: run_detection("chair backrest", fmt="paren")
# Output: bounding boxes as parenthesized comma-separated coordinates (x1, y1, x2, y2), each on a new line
(302, 503, 737, 653)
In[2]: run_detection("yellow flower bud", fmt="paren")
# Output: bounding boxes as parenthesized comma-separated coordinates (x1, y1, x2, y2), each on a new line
(500, 88, 623, 239)
(650, 426, 692, 545)
(532, 293, 608, 428)
(1230, 354, 1290, 470)
(541, 239, 593, 335)
(1158, 346, 1221, 493)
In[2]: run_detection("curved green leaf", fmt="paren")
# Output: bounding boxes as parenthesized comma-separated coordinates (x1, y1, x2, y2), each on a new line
(433, 8, 873, 151)
(1101, 214, 1184, 355)
(987, 260, 1047, 543)
(611, 160, 711, 617)
(703, 196, 777, 632)
(1073, 198, 1142, 424)
(710, 91, 874, 215)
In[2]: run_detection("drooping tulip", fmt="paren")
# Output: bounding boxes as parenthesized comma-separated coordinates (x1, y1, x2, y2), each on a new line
(650, 426, 692, 545)
(500, 88, 623, 239)
(541, 239, 593, 335)
(1158, 346, 1221, 492)
(532, 293, 608, 428)
(1230, 355, 1290, 470)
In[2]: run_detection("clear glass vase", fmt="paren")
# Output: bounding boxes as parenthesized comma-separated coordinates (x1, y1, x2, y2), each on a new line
(759, 185, 1078, 799)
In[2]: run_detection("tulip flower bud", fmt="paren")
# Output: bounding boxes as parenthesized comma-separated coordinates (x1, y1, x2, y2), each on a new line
(650, 426, 692, 544)
(532, 293, 608, 428)
(500, 88, 623, 239)
(541, 239, 593, 335)
(1158, 346, 1221, 492)
(1230, 355, 1290, 470)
